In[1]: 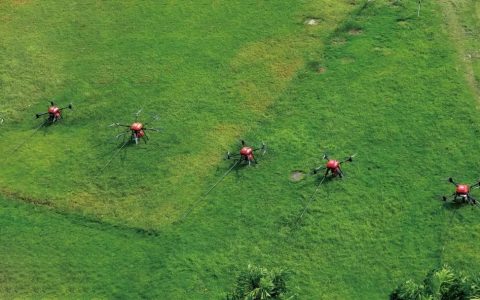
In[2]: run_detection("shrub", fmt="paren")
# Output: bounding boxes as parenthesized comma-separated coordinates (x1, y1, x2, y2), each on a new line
(390, 265, 480, 300)
(226, 265, 291, 300)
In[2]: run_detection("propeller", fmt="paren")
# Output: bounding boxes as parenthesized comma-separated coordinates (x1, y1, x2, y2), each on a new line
(115, 132, 127, 139)
(134, 109, 143, 121)
(343, 153, 357, 163)
(144, 127, 161, 132)
(471, 180, 480, 189)
(144, 113, 159, 126)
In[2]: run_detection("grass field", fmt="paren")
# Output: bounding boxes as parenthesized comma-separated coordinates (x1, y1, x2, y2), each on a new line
(1, 0, 480, 298)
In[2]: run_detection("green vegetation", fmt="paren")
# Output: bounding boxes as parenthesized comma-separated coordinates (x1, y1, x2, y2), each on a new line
(226, 265, 290, 300)
(1, 0, 480, 298)
(438, 0, 480, 100)
(390, 265, 480, 300)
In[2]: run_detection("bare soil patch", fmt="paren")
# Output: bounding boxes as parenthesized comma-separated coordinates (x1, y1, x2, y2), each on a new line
(304, 18, 320, 26)
(290, 170, 305, 182)
(348, 28, 363, 35)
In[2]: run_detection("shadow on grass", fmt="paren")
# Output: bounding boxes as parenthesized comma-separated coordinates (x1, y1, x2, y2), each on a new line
(442, 200, 478, 212)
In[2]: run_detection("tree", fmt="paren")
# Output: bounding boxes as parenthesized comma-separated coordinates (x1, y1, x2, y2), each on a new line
(226, 265, 291, 300)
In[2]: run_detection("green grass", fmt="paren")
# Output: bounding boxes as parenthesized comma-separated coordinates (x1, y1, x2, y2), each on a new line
(1, 0, 480, 298)
(0, 0, 354, 228)
(438, 0, 480, 99)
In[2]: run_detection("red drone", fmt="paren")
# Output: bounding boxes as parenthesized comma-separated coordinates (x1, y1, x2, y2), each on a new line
(313, 153, 355, 178)
(110, 111, 160, 145)
(442, 177, 479, 205)
(226, 140, 266, 165)
(35, 101, 73, 123)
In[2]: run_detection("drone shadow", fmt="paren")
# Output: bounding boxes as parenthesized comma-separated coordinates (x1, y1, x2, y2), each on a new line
(314, 173, 343, 184)
(442, 200, 476, 211)
(230, 159, 265, 177)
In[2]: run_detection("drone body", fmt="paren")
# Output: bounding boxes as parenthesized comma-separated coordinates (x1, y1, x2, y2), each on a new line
(130, 122, 146, 142)
(239, 146, 255, 163)
(326, 159, 341, 176)
(47, 106, 61, 120)
(36, 102, 72, 123)
(313, 154, 354, 179)
(110, 111, 160, 145)
(443, 177, 479, 205)
(456, 184, 469, 195)
(227, 140, 266, 165)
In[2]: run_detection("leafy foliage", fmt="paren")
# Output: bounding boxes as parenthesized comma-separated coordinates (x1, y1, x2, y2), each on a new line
(226, 265, 290, 300)
(390, 266, 480, 300)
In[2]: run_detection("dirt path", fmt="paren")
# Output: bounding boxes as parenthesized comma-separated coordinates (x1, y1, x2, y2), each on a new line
(438, 0, 480, 103)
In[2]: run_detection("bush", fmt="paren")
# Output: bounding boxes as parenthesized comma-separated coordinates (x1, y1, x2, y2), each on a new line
(390, 265, 480, 300)
(226, 265, 291, 300)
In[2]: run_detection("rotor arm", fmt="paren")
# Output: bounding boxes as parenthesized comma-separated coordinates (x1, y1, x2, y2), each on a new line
(467, 194, 478, 205)
(143, 127, 161, 132)
(252, 142, 266, 154)
(340, 153, 356, 164)
(447, 177, 459, 186)
(226, 151, 240, 159)
(313, 166, 326, 174)
(114, 123, 131, 128)
(470, 181, 480, 189)
(59, 104, 73, 110)
(35, 112, 49, 118)
(324, 168, 331, 177)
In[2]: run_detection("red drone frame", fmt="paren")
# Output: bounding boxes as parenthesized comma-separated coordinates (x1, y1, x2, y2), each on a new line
(35, 101, 73, 124)
(226, 140, 266, 165)
(109, 110, 160, 145)
(313, 153, 355, 179)
(442, 177, 479, 206)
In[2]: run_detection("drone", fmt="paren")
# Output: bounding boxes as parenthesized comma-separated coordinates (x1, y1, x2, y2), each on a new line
(226, 140, 266, 165)
(35, 101, 73, 123)
(442, 177, 479, 206)
(109, 110, 160, 145)
(312, 153, 355, 179)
